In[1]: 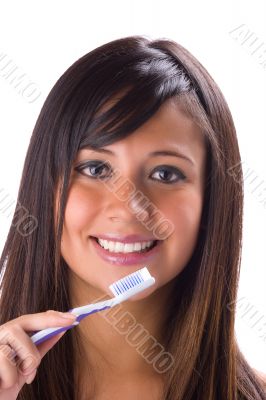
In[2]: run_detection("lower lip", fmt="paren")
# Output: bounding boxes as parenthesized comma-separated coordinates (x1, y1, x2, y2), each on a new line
(90, 237, 162, 266)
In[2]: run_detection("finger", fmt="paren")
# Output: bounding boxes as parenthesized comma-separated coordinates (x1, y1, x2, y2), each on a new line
(0, 311, 76, 375)
(3, 310, 76, 333)
(25, 368, 37, 385)
(0, 345, 19, 390)
(0, 325, 41, 376)
(35, 330, 66, 359)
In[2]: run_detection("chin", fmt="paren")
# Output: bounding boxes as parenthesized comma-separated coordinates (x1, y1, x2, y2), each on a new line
(119, 284, 156, 302)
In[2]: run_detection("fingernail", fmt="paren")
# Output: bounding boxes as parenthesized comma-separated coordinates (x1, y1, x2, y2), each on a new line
(58, 312, 76, 320)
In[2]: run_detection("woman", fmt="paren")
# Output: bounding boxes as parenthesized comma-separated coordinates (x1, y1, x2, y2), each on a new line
(0, 35, 265, 399)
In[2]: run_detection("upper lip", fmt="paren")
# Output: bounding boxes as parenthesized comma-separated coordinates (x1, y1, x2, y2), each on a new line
(91, 233, 159, 243)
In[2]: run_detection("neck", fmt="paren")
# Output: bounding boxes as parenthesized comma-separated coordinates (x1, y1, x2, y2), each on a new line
(69, 271, 175, 379)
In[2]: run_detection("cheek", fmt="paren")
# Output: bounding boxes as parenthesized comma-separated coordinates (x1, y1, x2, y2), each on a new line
(157, 189, 203, 279)
(60, 184, 103, 273)
(63, 185, 102, 233)
(160, 189, 203, 236)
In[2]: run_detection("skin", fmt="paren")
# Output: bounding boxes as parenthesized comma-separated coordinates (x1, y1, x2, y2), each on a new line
(57, 97, 206, 398)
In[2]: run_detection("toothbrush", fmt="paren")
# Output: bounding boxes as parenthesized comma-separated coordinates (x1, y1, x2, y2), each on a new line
(30, 266, 155, 345)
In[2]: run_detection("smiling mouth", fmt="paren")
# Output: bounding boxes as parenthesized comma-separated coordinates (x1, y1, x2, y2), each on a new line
(90, 236, 160, 254)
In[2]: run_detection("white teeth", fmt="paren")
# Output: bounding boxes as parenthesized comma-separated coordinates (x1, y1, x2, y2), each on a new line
(133, 243, 142, 251)
(97, 238, 155, 253)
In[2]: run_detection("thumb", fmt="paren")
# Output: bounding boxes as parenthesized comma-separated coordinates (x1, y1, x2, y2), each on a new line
(35, 330, 66, 359)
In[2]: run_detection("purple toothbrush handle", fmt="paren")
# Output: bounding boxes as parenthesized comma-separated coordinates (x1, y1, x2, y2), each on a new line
(33, 325, 76, 345)
(31, 305, 111, 345)
(74, 305, 111, 322)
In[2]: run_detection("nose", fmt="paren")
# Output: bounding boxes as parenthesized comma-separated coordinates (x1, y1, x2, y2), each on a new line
(103, 178, 151, 223)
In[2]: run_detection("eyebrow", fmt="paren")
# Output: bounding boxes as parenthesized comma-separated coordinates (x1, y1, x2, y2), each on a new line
(90, 148, 195, 166)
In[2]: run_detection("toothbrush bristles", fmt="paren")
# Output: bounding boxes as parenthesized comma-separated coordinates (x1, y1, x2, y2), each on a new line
(109, 267, 152, 296)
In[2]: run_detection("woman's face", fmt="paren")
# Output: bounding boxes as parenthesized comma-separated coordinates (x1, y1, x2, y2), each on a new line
(59, 97, 206, 302)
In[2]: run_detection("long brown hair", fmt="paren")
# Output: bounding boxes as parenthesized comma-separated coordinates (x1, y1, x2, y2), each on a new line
(0, 35, 265, 399)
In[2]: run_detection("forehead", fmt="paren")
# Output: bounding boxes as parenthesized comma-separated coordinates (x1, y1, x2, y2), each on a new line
(99, 97, 206, 158)
(77, 98, 206, 176)
(137, 97, 205, 140)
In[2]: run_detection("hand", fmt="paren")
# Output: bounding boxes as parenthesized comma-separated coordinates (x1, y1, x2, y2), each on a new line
(0, 310, 76, 399)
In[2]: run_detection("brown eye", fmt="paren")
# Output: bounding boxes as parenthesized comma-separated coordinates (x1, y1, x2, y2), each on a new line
(75, 161, 112, 179)
(151, 165, 186, 184)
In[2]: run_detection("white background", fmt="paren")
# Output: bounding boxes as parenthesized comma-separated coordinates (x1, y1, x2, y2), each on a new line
(0, 0, 265, 374)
